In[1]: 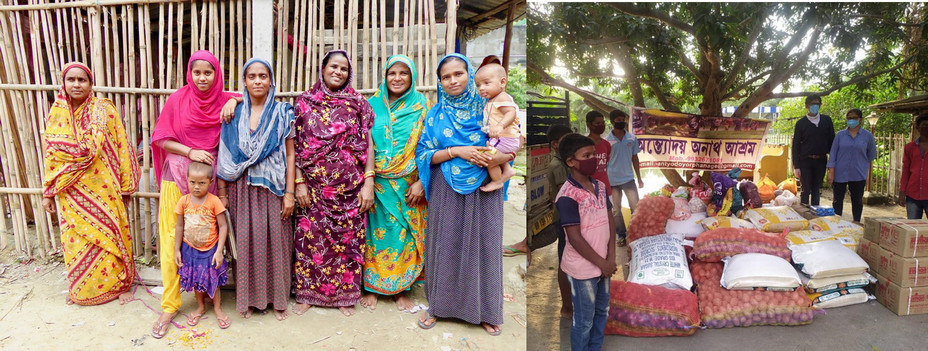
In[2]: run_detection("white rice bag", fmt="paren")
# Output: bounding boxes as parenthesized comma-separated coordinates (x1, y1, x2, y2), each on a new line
(720, 253, 802, 291)
(629, 234, 692, 290)
(790, 240, 869, 279)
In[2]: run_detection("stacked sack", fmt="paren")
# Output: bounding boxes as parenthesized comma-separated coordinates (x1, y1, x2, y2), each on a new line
(608, 194, 701, 337)
(790, 240, 872, 309)
(858, 218, 928, 315)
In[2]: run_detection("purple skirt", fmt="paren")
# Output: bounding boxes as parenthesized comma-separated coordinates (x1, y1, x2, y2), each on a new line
(178, 242, 228, 298)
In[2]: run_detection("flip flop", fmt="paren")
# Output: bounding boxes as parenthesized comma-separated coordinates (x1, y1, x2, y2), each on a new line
(187, 312, 204, 326)
(482, 323, 502, 336)
(217, 315, 231, 329)
(502, 245, 526, 257)
(151, 320, 169, 339)
(417, 311, 437, 330)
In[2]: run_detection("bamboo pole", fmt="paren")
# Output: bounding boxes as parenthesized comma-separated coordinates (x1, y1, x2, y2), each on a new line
(0, 0, 188, 12)
(290, 0, 303, 91)
(276, 0, 286, 91)
(175, 1, 183, 86)
(245, 0, 251, 60)
(445, 0, 456, 55)
(362, 0, 369, 90)
(315, 0, 323, 84)
(391, 0, 399, 56)
(416, 0, 423, 88)
(428, 0, 437, 89)
(0, 13, 32, 257)
(349, 0, 357, 68)
(76, 7, 88, 64)
(30, 1, 57, 252)
(403, 0, 411, 59)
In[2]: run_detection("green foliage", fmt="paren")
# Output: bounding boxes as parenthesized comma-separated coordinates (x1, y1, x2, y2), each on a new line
(507, 65, 527, 107)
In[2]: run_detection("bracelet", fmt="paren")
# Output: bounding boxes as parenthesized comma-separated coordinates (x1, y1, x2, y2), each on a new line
(218, 187, 227, 190)
(286, 190, 295, 194)
(364, 170, 375, 179)
(218, 195, 228, 198)
(186, 148, 193, 158)
(446, 147, 454, 158)
(295, 177, 305, 184)
(508, 152, 517, 161)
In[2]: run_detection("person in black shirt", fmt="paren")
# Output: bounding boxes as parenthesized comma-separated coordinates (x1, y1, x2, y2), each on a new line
(791, 94, 835, 206)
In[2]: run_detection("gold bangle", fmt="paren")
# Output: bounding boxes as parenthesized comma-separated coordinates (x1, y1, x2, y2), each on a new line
(446, 147, 454, 158)
(364, 170, 375, 179)
(295, 177, 305, 184)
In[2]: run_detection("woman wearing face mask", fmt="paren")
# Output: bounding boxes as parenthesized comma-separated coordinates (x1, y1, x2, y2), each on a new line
(899, 113, 928, 219)
(826, 109, 876, 222)
(217, 58, 296, 321)
(414, 54, 512, 336)
(151, 51, 240, 338)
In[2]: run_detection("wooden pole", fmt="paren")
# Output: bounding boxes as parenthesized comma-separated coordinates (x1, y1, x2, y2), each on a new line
(445, 0, 456, 55)
(502, 2, 514, 70)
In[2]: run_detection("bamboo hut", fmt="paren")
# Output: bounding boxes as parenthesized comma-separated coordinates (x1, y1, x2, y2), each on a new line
(0, 0, 454, 261)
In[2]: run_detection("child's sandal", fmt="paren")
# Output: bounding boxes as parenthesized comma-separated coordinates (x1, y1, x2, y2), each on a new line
(217, 316, 231, 329)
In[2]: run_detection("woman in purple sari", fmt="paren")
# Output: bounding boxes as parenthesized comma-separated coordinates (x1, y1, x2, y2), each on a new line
(291, 50, 375, 317)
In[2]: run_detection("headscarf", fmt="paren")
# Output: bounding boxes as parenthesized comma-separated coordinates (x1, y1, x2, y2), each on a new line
(415, 53, 488, 199)
(368, 55, 428, 179)
(294, 50, 372, 170)
(151, 50, 236, 193)
(44, 62, 140, 197)
(217, 58, 294, 196)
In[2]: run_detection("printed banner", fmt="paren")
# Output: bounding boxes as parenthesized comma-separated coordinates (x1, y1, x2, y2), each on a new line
(631, 108, 770, 171)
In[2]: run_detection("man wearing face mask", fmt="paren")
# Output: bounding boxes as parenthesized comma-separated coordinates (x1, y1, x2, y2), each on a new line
(791, 94, 835, 206)
(826, 109, 876, 222)
(899, 113, 928, 219)
(605, 109, 643, 246)
(585, 111, 612, 191)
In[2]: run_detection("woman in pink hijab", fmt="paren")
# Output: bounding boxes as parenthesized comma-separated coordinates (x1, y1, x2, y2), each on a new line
(151, 50, 239, 339)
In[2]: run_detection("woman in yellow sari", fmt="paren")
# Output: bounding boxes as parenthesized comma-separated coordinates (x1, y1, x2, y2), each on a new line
(42, 62, 141, 306)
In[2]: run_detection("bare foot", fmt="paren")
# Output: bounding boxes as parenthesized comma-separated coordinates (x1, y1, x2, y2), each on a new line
(481, 322, 502, 336)
(338, 306, 355, 317)
(360, 293, 378, 310)
(274, 309, 289, 321)
(292, 303, 312, 316)
(65, 296, 74, 305)
(240, 308, 253, 319)
(117, 291, 133, 305)
(394, 292, 415, 311)
(480, 180, 506, 192)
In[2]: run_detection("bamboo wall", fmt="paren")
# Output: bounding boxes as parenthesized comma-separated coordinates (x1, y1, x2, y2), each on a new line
(0, 0, 452, 261)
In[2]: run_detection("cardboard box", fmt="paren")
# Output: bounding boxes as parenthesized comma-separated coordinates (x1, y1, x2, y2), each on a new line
(872, 243, 928, 287)
(857, 237, 881, 275)
(872, 272, 928, 316)
(527, 173, 551, 211)
(880, 219, 928, 257)
(863, 217, 900, 243)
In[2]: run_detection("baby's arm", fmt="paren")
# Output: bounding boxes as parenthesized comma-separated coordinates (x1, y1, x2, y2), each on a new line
(174, 214, 185, 267)
(213, 211, 228, 268)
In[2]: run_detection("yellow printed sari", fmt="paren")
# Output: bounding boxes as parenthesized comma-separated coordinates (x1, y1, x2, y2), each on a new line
(43, 84, 140, 305)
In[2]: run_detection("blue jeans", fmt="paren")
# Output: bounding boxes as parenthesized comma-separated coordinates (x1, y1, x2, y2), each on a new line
(906, 196, 928, 219)
(568, 275, 610, 351)
(612, 180, 640, 237)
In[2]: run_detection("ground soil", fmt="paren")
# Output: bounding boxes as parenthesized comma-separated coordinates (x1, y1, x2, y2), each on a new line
(0, 183, 527, 351)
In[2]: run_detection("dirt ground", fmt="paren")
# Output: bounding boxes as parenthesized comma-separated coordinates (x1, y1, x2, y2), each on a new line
(526, 179, 913, 351)
(0, 182, 527, 351)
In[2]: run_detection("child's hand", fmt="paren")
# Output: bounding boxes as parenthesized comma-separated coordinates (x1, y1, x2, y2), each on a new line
(488, 125, 503, 138)
(174, 250, 184, 267)
(599, 260, 618, 278)
(212, 250, 224, 269)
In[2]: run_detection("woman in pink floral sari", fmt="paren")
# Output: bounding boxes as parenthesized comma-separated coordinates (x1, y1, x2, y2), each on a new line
(291, 50, 375, 317)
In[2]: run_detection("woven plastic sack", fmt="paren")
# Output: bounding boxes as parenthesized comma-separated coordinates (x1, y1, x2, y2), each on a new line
(791, 240, 869, 279)
(699, 216, 756, 231)
(605, 280, 700, 337)
(743, 206, 809, 232)
(721, 253, 802, 291)
(692, 262, 816, 328)
(808, 288, 870, 309)
(692, 227, 790, 262)
(758, 175, 777, 202)
(628, 196, 675, 243)
(629, 234, 693, 290)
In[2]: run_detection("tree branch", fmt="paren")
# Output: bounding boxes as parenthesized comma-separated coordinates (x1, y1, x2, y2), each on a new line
(771, 11, 818, 70)
(527, 60, 616, 114)
(579, 37, 630, 46)
(850, 14, 927, 27)
(722, 69, 773, 100)
(609, 2, 711, 55)
(639, 77, 681, 112)
(722, 16, 766, 92)
(768, 54, 917, 99)
(674, 46, 702, 82)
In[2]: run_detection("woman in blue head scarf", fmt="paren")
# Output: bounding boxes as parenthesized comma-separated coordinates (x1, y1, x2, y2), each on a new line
(414, 54, 513, 336)
(217, 57, 296, 321)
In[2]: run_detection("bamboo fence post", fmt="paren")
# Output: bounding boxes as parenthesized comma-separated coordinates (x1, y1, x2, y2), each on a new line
(75, 7, 88, 64)
(41, 6, 61, 75)
(349, 0, 357, 69)
(57, 6, 70, 63)
(30, 2, 57, 252)
(315, 0, 323, 84)
(175, 2, 183, 86)
(416, 0, 423, 88)
(362, 0, 369, 89)
(445, 0, 456, 55)
(403, 0, 411, 59)
(427, 0, 437, 89)
(304, 0, 314, 86)
(0, 13, 32, 257)
(290, 0, 303, 90)
(0, 94, 21, 253)
(245, 0, 251, 59)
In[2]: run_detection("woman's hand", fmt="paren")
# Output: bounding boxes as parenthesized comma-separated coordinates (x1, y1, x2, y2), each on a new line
(454, 146, 493, 167)
(211, 250, 223, 269)
(174, 250, 184, 267)
(221, 98, 239, 123)
(405, 180, 425, 205)
(42, 198, 56, 214)
(359, 181, 375, 212)
(295, 183, 310, 207)
(188, 149, 215, 165)
(281, 194, 295, 219)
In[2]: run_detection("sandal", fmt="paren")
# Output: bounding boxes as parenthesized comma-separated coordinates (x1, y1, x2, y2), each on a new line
(217, 315, 231, 329)
(417, 310, 438, 330)
(502, 245, 526, 257)
(151, 320, 170, 339)
(482, 322, 502, 336)
(187, 312, 204, 326)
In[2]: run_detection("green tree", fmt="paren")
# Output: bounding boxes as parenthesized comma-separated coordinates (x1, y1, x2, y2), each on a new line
(529, 3, 928, 118)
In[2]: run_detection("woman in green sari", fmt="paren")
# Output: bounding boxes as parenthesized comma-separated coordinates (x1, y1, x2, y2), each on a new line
(359, 55, 428, 311)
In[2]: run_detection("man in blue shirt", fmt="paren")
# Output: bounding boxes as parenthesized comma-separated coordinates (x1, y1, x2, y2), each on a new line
(605, 110, 643, 246)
